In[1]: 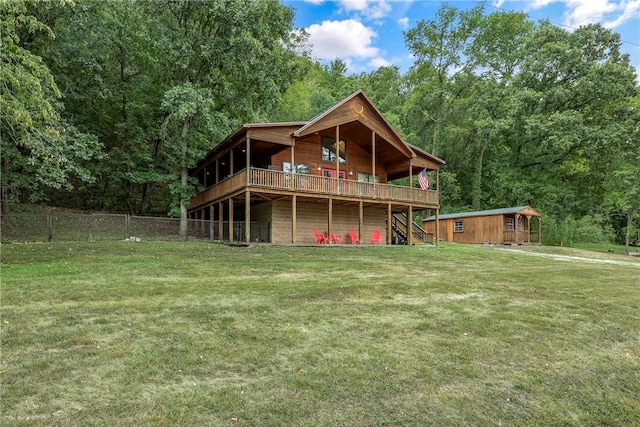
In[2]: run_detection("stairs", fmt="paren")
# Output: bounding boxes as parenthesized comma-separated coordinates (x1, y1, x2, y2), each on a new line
(390, 213, 433, 245)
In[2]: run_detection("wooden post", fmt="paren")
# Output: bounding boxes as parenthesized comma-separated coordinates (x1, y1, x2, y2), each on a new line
(407, 205, 412, 246)
(292, 195, 297, 243)
(371, 131, 376, 181)
(387, 203, 392, 245)
(538, 216, 542, 244)
(218, 202, 223, 241)
(328, 198, 333, 244)
(359, 200, 363, 243)
(435, 169, 440, 246)
(290, 139, 295, 189)
(245, 190, 251, 242)
(435, 208, 440, 246)
(515, 213, 520, 244)
(228, 198, 234, 242)
(209, 205, 214, 241)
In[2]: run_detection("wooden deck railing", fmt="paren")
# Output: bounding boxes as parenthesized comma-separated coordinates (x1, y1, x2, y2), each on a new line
(190, 167, 438, 208)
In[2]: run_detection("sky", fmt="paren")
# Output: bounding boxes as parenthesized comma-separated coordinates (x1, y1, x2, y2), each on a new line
(282, 0, 640, 78)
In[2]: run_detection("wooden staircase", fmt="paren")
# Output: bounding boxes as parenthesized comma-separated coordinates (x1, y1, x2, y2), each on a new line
(390, 213, 433, 245)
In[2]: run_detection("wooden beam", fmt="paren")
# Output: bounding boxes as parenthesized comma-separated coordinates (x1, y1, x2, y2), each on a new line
(218, 202, 223, 241)
(292, 195, 297, 243)
(372, 131, 376, 182)
(408, 205, 412, 246)
(387, 203, 392, 245)
(328, 198, 333, 244)
(359, 200, 363, 243)
(245, 190, 251, 242)
(228, 198, 234, 242)
(209, 205, 214, 241)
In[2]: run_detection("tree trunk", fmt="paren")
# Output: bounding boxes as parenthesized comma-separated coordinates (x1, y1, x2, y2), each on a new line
(625, 207, 634, 255)
(178, 118, 190, 240)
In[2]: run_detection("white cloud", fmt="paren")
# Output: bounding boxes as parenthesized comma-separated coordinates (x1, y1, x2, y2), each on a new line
(305, 19, 380, 60)
(369, 57, 391, 68)
(303, 0, 325, 5)
(337, 0, 392, 20)
(398, 16, 409, 30)
(525, 0, 639, 29)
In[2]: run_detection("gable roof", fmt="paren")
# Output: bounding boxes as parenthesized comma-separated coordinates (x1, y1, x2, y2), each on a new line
(423, 206, 540, 221)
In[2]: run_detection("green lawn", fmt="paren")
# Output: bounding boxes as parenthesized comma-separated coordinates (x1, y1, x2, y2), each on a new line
(1, 242, 639, 426)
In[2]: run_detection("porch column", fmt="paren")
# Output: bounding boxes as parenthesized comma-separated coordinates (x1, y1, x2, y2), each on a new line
(328, 198, 333, 244)
(218, 202, 224, 241)
(407, 205, 413, 246)
(290, 139, 295, 189)
(335, 125, 340, 181)
(230, 150, 234, 175)
(515, 213, 520, 244)
(371, 131, 376, 180)
(387, 203, 392, 245)
(209, 205, 214, 241)
(435, 208, 440, 246)
(435, 170, 440, 246)
(228, 198, 234, 242)
(292, 195, 297, 243)
(537, 216, 542, 243)
(409, 160, 413, 188)
(244, 190, 251, 242)
(215, 159, 219, 184)
(359, 200, 363, 243)
(526, 215, 532, 243)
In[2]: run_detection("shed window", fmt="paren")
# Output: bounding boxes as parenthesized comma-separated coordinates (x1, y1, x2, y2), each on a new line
(454, 221, 464, 232)
(322, 137, 346, 163)
(506, 218, 514, 230)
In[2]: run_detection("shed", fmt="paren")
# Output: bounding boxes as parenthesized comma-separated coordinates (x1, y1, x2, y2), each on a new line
(422, 206, 541, 244)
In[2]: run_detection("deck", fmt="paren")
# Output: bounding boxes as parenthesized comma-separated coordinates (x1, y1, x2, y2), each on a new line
(190, 167, 439, 209)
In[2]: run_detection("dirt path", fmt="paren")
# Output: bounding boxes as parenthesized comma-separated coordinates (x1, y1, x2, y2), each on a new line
(491, 247, 640, 268)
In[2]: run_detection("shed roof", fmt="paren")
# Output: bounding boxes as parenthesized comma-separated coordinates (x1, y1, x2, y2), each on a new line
(423, 206, 540, 221)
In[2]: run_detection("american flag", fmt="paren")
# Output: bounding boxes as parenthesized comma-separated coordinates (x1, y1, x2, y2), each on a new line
(418, 168, 429, 190)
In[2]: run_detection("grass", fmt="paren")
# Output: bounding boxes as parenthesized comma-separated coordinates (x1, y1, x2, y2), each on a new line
(1, 242, 639, 426)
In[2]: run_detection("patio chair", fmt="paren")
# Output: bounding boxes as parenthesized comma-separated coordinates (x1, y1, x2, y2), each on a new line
(370, 229, 382, 245)
(314, 228, 327, 244)
(331, 231, 342, 244)
(348, 230, 359, 244)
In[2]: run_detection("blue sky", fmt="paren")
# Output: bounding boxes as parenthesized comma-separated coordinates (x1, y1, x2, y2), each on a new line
(282, 0, 640, 79)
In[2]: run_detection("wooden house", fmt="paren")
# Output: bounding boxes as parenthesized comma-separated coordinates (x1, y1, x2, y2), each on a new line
(188, 90, 445, 244)
(422, 206, 542, 245)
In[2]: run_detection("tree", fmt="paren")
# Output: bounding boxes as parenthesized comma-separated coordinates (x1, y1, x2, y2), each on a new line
(150, 0, 302, 237)
(0, 1, 101, 213)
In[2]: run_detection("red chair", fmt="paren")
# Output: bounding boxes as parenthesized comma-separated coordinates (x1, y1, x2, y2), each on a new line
(331, 231, 342, 244)
(348, 230, 359, 244)
(314, 228, 327, 244)
(370, 230, 382, 245)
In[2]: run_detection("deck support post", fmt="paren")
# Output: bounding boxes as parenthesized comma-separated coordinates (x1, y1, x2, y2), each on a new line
(228, 198, 234, 242)
(328, 198, 333, 244)
(407, 205, 413, 246)
(435, 208, 440, 246)
(245, 190, 251, 242)
(292, 195, 297, 243)
(515, 213, 520, 244)
(218, 202, 223, 241)
(209, 205, 214, 241)
(359, 200, 363, 243)
(387, 203, 392, 245)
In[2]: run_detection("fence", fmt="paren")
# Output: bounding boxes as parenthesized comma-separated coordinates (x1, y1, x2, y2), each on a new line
(0, 213, 267, 243)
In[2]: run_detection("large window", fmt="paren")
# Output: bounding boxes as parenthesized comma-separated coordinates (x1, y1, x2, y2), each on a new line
(357, 172, 379, 183)
(322, 137, 346, 163)
(454, 221, 464, 232)
(283, 162, 311, 174)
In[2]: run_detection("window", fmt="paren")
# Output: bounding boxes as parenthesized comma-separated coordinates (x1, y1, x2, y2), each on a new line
(283, 162, 311, 174)
(322, 137, 346, 163)
(506, 218, 514, 230)
(357, 172, 379, 183)
(454, 221, 464, 232)
(518, 218, 523, 231)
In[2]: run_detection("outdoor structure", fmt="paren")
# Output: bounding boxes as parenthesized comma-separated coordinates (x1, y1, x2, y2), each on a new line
(188, 90, 445, 244)
(422, 206, 542, 245)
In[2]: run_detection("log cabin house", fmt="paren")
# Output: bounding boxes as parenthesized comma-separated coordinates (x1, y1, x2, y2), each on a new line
(422, 206, 542, 245)
(188, 90, 445, 244)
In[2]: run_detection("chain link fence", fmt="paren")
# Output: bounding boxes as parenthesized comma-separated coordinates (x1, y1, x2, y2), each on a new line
(0, 213, 268, 243)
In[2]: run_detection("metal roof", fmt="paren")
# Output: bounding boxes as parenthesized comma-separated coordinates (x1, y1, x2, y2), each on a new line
(423, 206, 538, 221)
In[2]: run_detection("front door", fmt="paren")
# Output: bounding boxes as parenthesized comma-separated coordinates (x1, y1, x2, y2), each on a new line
(322, 168, 345, 193)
